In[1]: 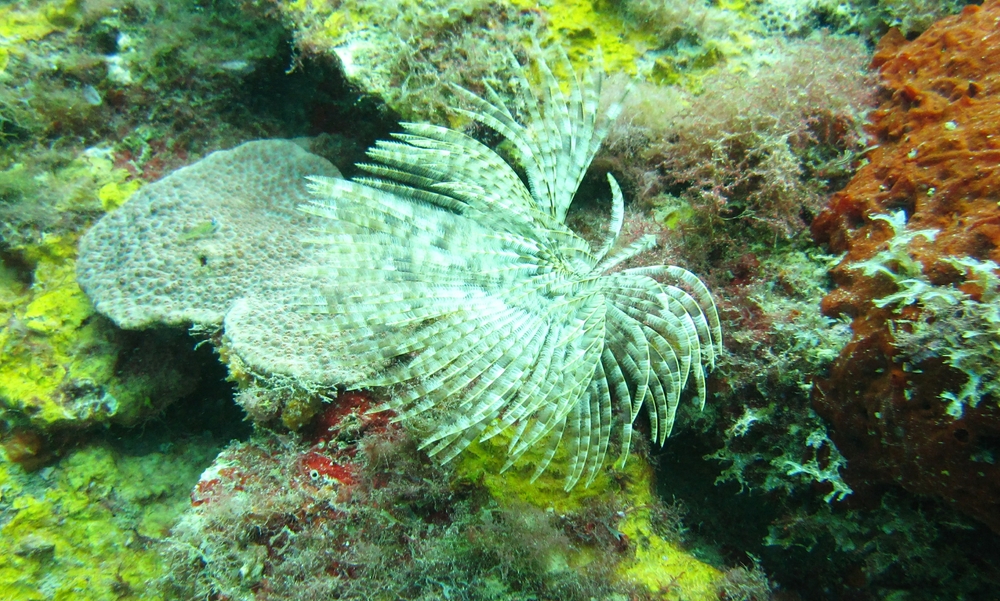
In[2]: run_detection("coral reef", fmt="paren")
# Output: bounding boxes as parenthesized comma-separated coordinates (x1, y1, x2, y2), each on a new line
(5, 0, 1000, 598)
(0, 0, 360, 439)
(164, 390, 723, 600)
(77, 53, 722, 491)
(0, 432, 221, 601)
(811, 0, 1000, 532)
(74, 140, 353, 431)
(0, 197, 197, 437)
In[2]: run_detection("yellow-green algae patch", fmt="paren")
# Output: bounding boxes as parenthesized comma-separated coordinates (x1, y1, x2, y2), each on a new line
(48, 152, 143, 213)
(456, 434, 620, 515)
(0, 234, 114, 426)
(510, 0, 654, 76)
(456, 436, 723, 600)
(0, 436, 219, 601)
(0, 152, 188, 430)
(0, 0, 78, 73)
(616, 462, 723, 600)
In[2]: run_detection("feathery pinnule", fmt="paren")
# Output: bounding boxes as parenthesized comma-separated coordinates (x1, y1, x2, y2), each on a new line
(302, 49, 722, 490)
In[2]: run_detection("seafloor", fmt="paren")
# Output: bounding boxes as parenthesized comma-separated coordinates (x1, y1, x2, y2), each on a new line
(1, 0, 999, 599)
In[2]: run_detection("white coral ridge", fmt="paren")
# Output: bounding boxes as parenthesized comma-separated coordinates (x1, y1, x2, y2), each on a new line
(301, 52, 722, 490)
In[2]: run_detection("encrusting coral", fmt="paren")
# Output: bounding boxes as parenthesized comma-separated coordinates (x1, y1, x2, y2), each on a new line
(76, 140, 341, 330)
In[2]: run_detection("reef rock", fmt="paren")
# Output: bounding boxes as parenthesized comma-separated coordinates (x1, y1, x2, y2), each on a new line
(811, 0, 1000, 532)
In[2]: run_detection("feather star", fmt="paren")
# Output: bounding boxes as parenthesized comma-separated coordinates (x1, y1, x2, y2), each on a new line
(299, 50, 722, 490)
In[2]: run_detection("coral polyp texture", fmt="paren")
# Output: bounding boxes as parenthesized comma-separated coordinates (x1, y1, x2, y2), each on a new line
(811, 0, 1000, 532)
(76, 140, 340, 329)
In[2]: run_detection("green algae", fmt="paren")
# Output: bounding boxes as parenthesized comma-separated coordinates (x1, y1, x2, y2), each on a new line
(0, 0, 77, 74)
(0, 228, 190, 430)
(456, 434, 724, 599)
(0, 436, 219, 601)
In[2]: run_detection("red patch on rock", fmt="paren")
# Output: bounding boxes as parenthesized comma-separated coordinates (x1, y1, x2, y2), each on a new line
(811, 1, 1000, 531)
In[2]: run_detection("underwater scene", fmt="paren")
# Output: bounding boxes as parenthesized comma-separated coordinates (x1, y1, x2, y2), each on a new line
(1, 0, 999, 599)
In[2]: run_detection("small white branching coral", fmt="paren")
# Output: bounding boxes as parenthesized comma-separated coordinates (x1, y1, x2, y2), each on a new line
(301, 51, 722, 490)
(850, 211, 1000, 419)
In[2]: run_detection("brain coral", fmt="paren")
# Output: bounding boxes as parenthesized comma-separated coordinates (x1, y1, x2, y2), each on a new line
(77, 140, 340, 329)
(811, 0, 1000, 532)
